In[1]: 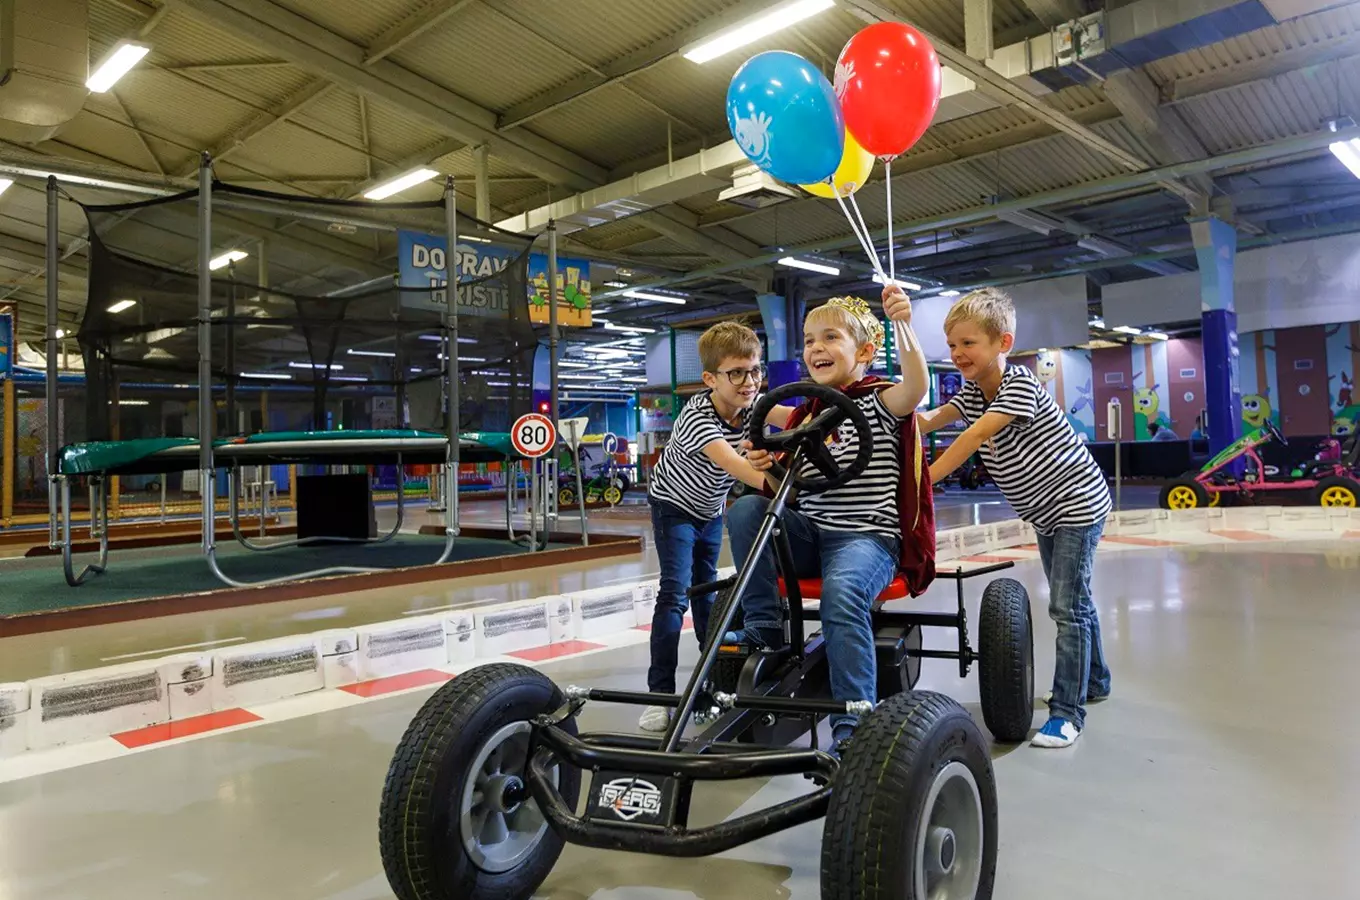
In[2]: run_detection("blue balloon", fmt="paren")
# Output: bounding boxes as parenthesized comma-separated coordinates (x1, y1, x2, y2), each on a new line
(726, 50, 844, 186)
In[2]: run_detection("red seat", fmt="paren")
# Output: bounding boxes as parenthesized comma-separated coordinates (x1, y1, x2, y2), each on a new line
(778, 575, 910, 603)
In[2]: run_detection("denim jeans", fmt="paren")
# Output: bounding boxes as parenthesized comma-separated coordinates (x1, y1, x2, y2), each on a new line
(1036, 517, 1110, 729)
(726, 494, 899, 733)
(648, 499, 724, 694)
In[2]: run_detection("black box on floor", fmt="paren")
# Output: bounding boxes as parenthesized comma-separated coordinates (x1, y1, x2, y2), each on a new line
(296, 474, 377, 542)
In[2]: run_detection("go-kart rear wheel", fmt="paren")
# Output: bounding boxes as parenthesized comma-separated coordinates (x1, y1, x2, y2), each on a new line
(1314, 475, 1360, 508)
(821, 691, 997, 900)
(977, 578, 1035, 743)
(603, 485, 623, 505)
(1159, 478, 1209, 509)
(379, 663, 579, 900)
(558, 487, 576, 506)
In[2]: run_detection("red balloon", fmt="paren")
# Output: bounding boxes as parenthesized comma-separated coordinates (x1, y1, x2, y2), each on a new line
(834, 22, 942, 159)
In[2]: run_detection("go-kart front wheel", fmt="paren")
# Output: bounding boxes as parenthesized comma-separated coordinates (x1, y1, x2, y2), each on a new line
(379, 663, 579, 900)
(977, 577, 1035, 742)
(1160, 478, 1210, 509)
(1314, 475, 1360, 508)
(821, 691, 997, 900)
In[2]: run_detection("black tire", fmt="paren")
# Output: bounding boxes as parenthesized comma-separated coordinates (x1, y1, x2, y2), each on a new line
(1159, 477, 1209, 509)
(1314, 475, 1360, 508)
(702, 588, 745, 695)
(821, 691, 997, 899)
(977, 577, 1035, 743)
(379, 663, 580, 900)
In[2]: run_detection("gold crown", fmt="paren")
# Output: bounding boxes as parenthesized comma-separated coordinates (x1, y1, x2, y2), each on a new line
(825, 295, 885, 351)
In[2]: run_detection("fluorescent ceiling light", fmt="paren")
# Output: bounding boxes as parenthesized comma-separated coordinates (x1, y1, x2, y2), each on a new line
(117, 399, 150, 406)
(683, 0, 835, 64)
(288, 361, 344, 370)
(605, 321, 657, 334)
(940, 289, 960, 298)
(1113, 325, 1141, 335)
(364, 168, 439, 200)
(623, 289, 687, 304)
(871, 274, 923, 291)
(347, 349, 397, 358)
(461, 235, 491, 244)
(240, 372, 292, 380)
(86, 42, 150, 93)
(603, 280, 627, 288)
(559, 360, 590, 369)
(1144, 330, 1169, 340)
(0, 178, 12, 198)
(54, 328, 66, 338)
(1089, 318, 1106, 328)
(107, 299, 136, 314)
(778, 257, 840, 276)
(419, 334, 477, 344)
(209, 249, 248, 270)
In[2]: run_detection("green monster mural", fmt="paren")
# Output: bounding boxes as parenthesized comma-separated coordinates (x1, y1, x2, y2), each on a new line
(1242, 391, 1274, 433)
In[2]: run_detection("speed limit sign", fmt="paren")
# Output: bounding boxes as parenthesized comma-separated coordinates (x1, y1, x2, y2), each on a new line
(511, 413, 556, 458)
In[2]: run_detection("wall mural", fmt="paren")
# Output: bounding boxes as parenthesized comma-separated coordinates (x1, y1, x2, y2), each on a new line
(1240, 324, 1358, 437)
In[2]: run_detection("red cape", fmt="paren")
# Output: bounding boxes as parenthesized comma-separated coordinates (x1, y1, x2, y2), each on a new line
(771, 377, 936, 597)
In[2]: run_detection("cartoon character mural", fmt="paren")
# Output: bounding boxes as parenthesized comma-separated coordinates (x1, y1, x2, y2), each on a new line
(1239, 331, 1281, 433)
(1068, 377, 1096, 440)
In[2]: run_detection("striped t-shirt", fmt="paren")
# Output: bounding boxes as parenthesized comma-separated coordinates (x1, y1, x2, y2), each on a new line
(648, 390, 752, 520)
(795, 391, 904, 540)
(948, 364, 1111, 535)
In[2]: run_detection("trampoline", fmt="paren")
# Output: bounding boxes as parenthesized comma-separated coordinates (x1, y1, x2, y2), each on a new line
(41, 152, 582, 590)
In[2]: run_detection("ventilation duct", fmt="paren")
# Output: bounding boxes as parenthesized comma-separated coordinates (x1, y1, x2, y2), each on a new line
(0, 0, 89, 144)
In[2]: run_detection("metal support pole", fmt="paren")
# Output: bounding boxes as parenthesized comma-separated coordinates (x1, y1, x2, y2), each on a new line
(568, 420, 589, 546)
(548, 221, 560, 429)
(443, 176, 460, 538)
(45, 176, 59, 547)
(198, 153, 215, 554)
(529, 456, 539, 552)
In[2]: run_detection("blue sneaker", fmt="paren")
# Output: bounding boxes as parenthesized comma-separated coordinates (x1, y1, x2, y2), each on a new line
(1030, 716, 1081, 748)
(720, 625, 786, 651)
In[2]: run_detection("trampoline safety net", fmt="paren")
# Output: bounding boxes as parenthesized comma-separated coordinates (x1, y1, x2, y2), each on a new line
(74, 181, 538, 443)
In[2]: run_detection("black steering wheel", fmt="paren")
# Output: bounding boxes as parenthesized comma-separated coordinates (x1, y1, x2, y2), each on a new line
(750, 381, 875, 493)
(1263, 417, 1287, 446)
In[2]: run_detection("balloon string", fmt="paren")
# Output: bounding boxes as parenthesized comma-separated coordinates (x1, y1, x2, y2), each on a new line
(837, 191, 915, 357)
(886, 159, 895, 283)
(833, 191, 886, 283)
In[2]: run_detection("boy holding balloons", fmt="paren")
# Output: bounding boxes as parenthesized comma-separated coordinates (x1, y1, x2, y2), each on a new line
(728, 290, 933, 758)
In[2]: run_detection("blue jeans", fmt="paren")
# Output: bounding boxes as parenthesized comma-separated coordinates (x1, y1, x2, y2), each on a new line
(1036, 518, 1110, 730)
(648, 499, 723, 694)
(726, 494, 899, 733)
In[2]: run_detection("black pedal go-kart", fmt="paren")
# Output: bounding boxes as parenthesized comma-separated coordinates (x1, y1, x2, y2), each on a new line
(378, 382, 1036, 900)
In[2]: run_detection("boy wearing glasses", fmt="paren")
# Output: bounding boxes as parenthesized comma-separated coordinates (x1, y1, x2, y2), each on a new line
(640, 322, 792, 731)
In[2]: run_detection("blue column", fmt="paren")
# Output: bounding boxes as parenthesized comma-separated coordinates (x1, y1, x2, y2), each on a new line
(1190, 215, 1241, 457)
(757, 292, 801, 389)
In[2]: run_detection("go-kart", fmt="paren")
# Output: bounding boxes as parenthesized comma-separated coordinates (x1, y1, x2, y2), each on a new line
(378, 382, 1035, 900)
(1160, 418, 1359, 509)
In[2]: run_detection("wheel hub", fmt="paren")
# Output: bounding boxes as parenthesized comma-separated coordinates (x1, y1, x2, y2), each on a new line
(928, 826, 957, 873)
(458, 722, 557, 875)
(913, 761, 983, 899)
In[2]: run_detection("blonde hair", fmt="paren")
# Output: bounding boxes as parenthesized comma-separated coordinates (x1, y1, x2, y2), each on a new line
(805, 296, 885, 351)
(698, 321, 761, 373)
(944, 287, 1016, 341)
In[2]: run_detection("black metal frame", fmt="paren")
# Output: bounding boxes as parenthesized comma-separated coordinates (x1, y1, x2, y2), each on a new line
(521, 438, 1015, 857)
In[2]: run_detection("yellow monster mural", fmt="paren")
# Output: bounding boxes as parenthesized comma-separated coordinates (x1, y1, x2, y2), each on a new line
(1132, 385, 1168, 440)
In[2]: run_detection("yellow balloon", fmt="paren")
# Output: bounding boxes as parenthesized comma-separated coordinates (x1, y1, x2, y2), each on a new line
(799, 132, 876, 199)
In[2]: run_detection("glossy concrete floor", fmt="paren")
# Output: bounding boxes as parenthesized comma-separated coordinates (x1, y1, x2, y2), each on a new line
(3, 533, 1359, 899)
(0, 486, 1052, 682)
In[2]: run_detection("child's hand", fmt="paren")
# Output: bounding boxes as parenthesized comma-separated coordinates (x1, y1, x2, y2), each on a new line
(881, 284, 913, 325)
(741, 440, 775, 472)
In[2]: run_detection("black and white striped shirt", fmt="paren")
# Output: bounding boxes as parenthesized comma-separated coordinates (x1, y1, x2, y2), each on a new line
(648, 390, 752, 520)
(948, 364, 1111, 535)
(796, 391, 904, 540)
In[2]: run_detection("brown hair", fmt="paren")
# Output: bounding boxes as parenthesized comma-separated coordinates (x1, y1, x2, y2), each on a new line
(698, 321, 761, 372)
(943, 287, 1016, 340)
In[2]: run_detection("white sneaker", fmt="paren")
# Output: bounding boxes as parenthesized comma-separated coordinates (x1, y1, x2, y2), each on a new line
(638, 705, 671, 732)
(1030, 716, 1081, 748)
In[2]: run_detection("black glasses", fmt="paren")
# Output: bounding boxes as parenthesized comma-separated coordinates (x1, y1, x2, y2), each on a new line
(714, 365, 765, 385)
